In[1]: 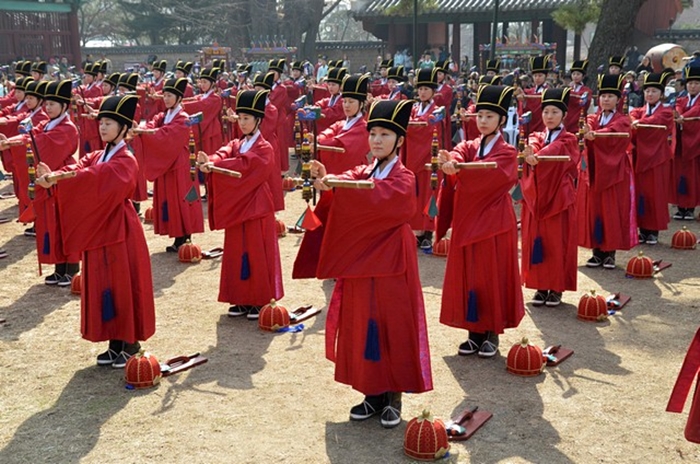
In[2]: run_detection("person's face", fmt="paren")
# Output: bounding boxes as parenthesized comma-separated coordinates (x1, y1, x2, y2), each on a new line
(599, 93, 619, 111)
(153, 70, 163, 80)
(237, 113, 257, 135)
(15, 90, 25, 101)
(609, 65, 621, 75)
(368, 126, 401, 160)
(388, 79, 399, 91)
(31, 71, 41, 81)
(417, 86, 433, 102)
(533, 73, 546, 86)
(571, 71, 583, 83)
(380, 67, 388, 78)
(424, 54, 431, 61)
(25, 95, 40, 110)
(198, 78, 212, 92)
(342, 97, 360, 118)
(175, 70, 185, 79)
(99, 117, 122, 142)
(437, 71, 446, 83)
(644, 87, 662, 105)
(44, 100, 63, 119)
(163, 91, 179, 109)
(542, 106, 564, 130)
(687, 80, 700, 96)
(327, 82, 340, 94)
(486, 70, 496, 77)
(476, 109, 501, 135)
(102, 82, 114, 95)
(291, 69, 301, 79)
(117, 86, 129, 95)
(83, 74, 94, 85)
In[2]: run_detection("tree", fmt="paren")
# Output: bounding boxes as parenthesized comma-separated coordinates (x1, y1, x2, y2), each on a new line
(552, 0, 602, 60)
(78, 0, 125, 46)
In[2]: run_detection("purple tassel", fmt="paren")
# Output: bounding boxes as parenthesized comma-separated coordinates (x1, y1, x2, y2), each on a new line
(594, 217, 604, 245)
(42, 232, 50, 255)
(161, 201, 169, 222)
(102, 289, 116, 321)
(84, 141, 91, 153)
(363, 318, 381, 361)
(679, 176, 688, 195)
(466, 290, 478, 322)
(240, 252, 250, 280)
(637, 195, 645, 217)
(531, 236, 543, 264)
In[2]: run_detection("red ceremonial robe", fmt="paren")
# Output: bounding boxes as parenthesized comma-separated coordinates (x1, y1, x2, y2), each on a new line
(522, 85, 548, 133)
(30, 115, 80, 265)
(405, 100, 442, 231)
(0, 101, 30, 174)
(55, 144, 156, 343)
(317, 161, 433, 396)
(6, 109, 51, 216)
(269, 83, 290, 172)
(630, 104, 674, 231)
(565, 84, 592, 133)
(182, 91, 224, 157)
(126, 102, 148, 202)
(460, 103, 480, 142)
(75, 82, 103, 157)
(312, 84, 330, 103)
(283, 78, 306, 151)
(433, 82, 453, 110)
(1, 97, 23, 117)
(369, 78, 389, 97)
(141, 109, 204, 237)
(440, 134, 525, 334)
(206, 133, 284, 306)
(258, 101, 284, 211)
(316, 94, 345, 133)
(378, 89, 407, 101)
(0, 90, 17, 108)
(292, 116, 370, 279)
(141, 79, 166, 121)
(578, 111, 637, 250)
(521, 129, 580, 292)
(674, 95, 700, 208)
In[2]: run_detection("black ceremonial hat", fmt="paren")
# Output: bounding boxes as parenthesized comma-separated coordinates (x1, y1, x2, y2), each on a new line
(291, 61, 304, 72)
(328, 60, 343, 68)
(152, 60, 168, 73)
(118, 73, 138, 91)
(379, 59, 393, 69)
(44, 80, 73, 104)
(237, 64, 253, 75)
(387, 66, 405, 82)
(475, 85, 514, 117)
(24, 80, 48, 99)
(163, 77, 188, 98)
(608, 56, 625, 68)
(341, 74, 369, 101)
(31, 61, 48, 75)
(268, 58, 286, 73)
(326, 67, 347, 84)
(541, 87, 571, 113)
(367, 100, 413, 137)
(486, 59, 501, 73)
(253, 71, 275, 90)
(479, 74, 502, 86)
(435, 60, 451, 73)
(236, 89, 268, 118)
(598, 74, 624, 97)
(685, 66, 700, 82)
(176, 60, 193, 75)
(84, 62, 99, 77)
(212, 59, 225, 70)
(97, 61, 108, 75)
(643, 69, 673, 91)
(200, 67, 219, 83)
(530, 55, 551, 74)
(105, 72, 121, 88)
(416, 67, 439, 89)
(98, 95, 138, 127)
(15, 60, 32, 76)
(570, 59, 589, 74)
(15, 77, 33, 91)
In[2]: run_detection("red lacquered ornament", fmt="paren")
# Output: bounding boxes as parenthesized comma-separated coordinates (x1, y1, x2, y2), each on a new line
(671, 226, 697, 250)
(432, 238, 450, 257)
(403, 409, 450, 461)
(258, 299, 290, 332)
(70, 272, 82, 295)
(124, 350, 161, 389)
(577, 289, 609, 322)
(178, 240, 202, 263)
(506, 337, 545, 376)
(276, 218, 287, 237)
(626, 251, 654, 278)
(143, 206, 154, 224)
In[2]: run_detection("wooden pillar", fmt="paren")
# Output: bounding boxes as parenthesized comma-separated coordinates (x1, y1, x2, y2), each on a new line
(452, 22, 460, 66)
(473, 22, 491, 71)
(502, 22, 509, 42)
(531, 20, 540, 42)
(574, 33, 582, 61)
(69, 7, 82, 64)
(552, 22, 567, 68)
(388, 24, 397, 55)
(542, 18, 553, 43)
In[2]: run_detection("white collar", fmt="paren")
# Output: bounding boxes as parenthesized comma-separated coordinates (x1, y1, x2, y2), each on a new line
(240, 130, 261, 153)
(329, 94, 340, 105)
(416, 100, 433, 116)
(201, 89, 214, 99)
(688, 94, 700, 107)
(646, 102, 661, 115)
(545, 126, 563, 144)
(164, 105, 182, 124)
(15, 100, 26, 112)
(44, 112, 68, 132)
(478, 132, 501, 158)
(342, 113, 363, 131)
(370, 155, 398, 179)
(599, 110, 616, 126)
(99, 140, 126, 163)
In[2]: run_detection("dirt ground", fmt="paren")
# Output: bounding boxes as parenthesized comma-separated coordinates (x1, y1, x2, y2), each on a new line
(1, 173, 700, 464)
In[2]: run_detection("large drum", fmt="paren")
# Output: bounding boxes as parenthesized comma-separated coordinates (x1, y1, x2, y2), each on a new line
(646, 43, 687, 72)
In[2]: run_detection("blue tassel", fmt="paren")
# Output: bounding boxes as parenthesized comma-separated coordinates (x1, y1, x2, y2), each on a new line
(240, 252, 250, 280)
(102, 289, 116, 321)
(161, 201, 169, 222)
(84, 141, 91, 153)
(363, 318, 381, 361)
(580, 156, 587, 172)
(428, 195, 439, 219)
(637, 195, 645, 217)
(466, 290, 478, 322)
(198, 170, 205, 184)
(679, 176, 688, 195)
(42, 232, 50, 255)
(531, 236, 544, 264)
(511, 184, 523, 201)
(594, 217, 604, 245)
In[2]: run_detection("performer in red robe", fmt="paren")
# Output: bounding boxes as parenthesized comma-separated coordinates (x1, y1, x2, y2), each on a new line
(460, 75, 501, 143)
(438, 85, 524, 358)
(74, 63, 104, 157)
(0, 61, 31, 108)
(141, 59, 167, 121)
(369, 59, 392, 97)
(268, 59, 291, 172)
(198, 90, 284, 320)
(579, 74, 637, 268)
(36, 95, 155, 368)
(252, 72, 284, 211)
(0, 77, 32, 176)
(377, 66, 408, 101)
(315, 67, 346, 133)
(405, 67, 443, 248)
(137, 77, 204, 252)
(174, 61, 195, 98)
(521, 88, 580, 306)
(313, 99, 432, 429)
(292, 74, 371, 279)
(518, 55, 553, 133)
(564, 60, 593, 134)
(433, 59, 454, 109)
(629, 70, 674, 244)
(282, 61, 307, 152)
(115, 73, 148, 209)
(182, 67, 224, 156)
(672, 66, 700, 221)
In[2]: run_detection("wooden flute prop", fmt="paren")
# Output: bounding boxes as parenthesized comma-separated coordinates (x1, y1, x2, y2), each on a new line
(45, 171, 77, 183)
(425, 161, 498, 170)
(288, 177, 375, 189)
(635, 123, 667, 129)
(316, 144, 345, 153)
(592, 132, 630, 138)
(535, 155, 571, 162)
(197, 163, 242, 178)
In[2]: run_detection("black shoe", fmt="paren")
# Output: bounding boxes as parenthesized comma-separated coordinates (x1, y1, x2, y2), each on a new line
(97, 341, 123, 366)
(24, 226, 36, 237)
(228, 305, 249, 317)
(419, 238, 432, 250)
(57, 274, 73, 287)
(380, 392, 402, 429)
(586, 255, 603, 268)
(684, 210, 696, 221)
(545, 291, 562, 307)
(673, 210, 684, 220)
(478, 332, 499, 358)
(531, 290, 548, 306)
(166, 245, 179, 253)
(645, 233, 658, 245)
(602, 253, 616, 270)
(638, 231, 647, 242)
(350, 394, 387, 421)
(458, 332, 484, 355)
(246, 306, 262, 320)
(112, 341, 141, 369)
(44, 272, 62, 286)
(415, 233, 425, 248)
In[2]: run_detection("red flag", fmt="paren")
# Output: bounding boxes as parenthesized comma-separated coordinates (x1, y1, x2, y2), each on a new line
(301, 204, 322, 231)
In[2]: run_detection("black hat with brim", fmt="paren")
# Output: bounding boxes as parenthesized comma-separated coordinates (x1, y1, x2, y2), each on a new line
(98, 95, 138, 127)
(367, 100, 413, 137)
(475, 85, 514, 117)
(236, 89, 268, 118)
